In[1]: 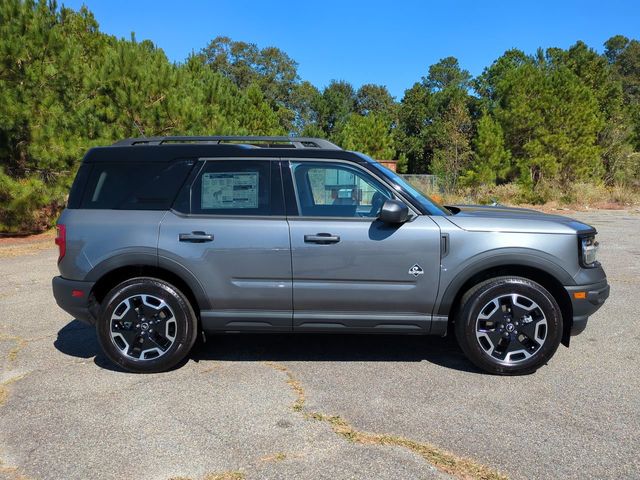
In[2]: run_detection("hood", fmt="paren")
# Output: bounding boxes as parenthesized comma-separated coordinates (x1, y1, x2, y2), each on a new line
(444, 204, 595, 234)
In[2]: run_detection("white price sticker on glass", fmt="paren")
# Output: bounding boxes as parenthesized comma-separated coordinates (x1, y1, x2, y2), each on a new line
(201, 172, 259, 209)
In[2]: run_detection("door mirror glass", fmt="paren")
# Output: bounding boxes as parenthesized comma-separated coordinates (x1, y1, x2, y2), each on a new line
(378, 199, 409, 224)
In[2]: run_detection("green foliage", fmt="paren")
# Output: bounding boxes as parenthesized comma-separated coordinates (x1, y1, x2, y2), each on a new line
(317, 80, 357, 136)
(289, 81, 323, 134)
(473, 49, 531, 102)
(492, 60, 603, 189)
(396, 57, 474, 188)
(605, 36, 640, 149)
(429, 95, 473, 191)
(424, 56, 471, 91)
(355, 84, 396, 119)
(395, 82, 434, 173)
(333, 113, 395, 160)
(200, 36, 299, 131)
(0, 167, 63, 233)
(395, 154, 409, 174)
(462, 112, 510, 186)
(0, 1, 282, 233)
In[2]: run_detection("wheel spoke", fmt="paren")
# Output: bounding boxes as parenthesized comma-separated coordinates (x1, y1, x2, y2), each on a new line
(127, 334, 146, 358)
(518, 318, 537, 339)
(148, 331, 171, 351)
(131, 296, 145, 318)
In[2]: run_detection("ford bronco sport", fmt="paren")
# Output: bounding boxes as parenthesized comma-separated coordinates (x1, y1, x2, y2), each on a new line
(52, 136, 610, 375)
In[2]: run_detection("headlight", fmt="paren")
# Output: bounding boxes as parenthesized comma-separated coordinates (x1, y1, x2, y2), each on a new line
(579, 234, 599, 268)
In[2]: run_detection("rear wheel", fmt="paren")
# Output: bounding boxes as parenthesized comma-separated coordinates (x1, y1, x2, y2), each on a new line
(455, 276, 562, 375)
(97, 277, 198, 373)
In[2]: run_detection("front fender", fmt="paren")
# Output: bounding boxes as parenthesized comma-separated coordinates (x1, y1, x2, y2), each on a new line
(435, 247, 575, 316)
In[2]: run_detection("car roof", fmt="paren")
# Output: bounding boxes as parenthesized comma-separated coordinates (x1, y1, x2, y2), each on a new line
(82, 136, 372, 165)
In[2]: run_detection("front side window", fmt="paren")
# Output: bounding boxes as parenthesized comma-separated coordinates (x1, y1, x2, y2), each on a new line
(291, 162, 391, 217)
(191, 160, 277, 215)
(365, 156, 451, 216)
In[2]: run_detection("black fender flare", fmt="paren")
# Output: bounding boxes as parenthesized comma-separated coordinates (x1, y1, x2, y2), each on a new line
(435, 249, 575, 316)
(85, 251, 211, 311)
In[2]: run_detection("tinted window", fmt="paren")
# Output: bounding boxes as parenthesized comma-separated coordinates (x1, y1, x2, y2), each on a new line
(191, 160, 280, 215)
(80, 161, 194, 210)
(67, 163, 91, 208)
(291, 162, 391, 217)
(364, 156, 451, 216)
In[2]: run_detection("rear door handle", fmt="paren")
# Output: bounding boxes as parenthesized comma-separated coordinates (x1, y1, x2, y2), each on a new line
(179, 231, 213, 243)
(304, 233, 340, 244)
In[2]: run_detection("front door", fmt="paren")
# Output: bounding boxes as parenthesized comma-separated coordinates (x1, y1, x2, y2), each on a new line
(158, 159, 292, 331)
(284, 159, 442, 333)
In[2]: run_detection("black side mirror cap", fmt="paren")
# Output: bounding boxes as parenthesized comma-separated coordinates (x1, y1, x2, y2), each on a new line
(378, 199, 409, 224)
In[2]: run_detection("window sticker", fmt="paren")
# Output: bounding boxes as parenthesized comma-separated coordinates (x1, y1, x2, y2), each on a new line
(201, 172, 259, 209)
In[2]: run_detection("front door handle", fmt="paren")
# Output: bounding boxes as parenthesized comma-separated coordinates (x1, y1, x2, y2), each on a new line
(304, 233, 340, 244)
(179, 231, 213, 243)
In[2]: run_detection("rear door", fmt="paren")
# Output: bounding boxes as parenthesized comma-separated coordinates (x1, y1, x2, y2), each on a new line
(283, 159, 442, 333)
(158, 158, 292, 331)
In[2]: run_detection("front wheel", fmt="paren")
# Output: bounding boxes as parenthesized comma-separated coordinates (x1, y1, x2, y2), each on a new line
(97, 277, 198, 373)
(455, 276, 563, 375)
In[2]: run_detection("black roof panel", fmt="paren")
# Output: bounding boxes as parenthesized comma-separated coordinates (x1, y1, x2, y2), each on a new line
(83, 143, 370, 164)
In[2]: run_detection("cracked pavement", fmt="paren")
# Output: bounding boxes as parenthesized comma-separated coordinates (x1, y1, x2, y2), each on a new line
(0, 210, 639, 479)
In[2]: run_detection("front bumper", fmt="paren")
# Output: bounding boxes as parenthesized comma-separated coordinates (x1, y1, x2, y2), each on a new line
(564, 280, 610, 336)
(52, 276, 97, 325)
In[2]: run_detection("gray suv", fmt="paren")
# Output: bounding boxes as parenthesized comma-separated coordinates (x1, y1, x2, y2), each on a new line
(52, 136, 610, 375)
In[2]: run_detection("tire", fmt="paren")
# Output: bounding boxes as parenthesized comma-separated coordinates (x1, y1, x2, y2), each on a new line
(97, 277, 198, 373)
(455, 276, 562, 375)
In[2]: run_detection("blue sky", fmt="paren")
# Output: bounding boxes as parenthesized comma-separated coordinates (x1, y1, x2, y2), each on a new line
(62, 0, 639, 99)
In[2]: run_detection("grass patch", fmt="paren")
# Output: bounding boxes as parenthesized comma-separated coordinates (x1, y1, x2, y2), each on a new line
(264, 361, 306, 412)
(0, 459, 30, 480)
(0, 334, 29, 363)
(203, 473, 245, 480)
(260, 452, 287, 463)
(264, 362, 507, 480)
(0, 373, 29, 407)
(8, 339, 28, 363)
(169, 472, 245, 480)
(436, 182, 640, 210)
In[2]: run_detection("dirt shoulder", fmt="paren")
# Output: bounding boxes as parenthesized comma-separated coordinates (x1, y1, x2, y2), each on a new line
(0, 230, 55, 258)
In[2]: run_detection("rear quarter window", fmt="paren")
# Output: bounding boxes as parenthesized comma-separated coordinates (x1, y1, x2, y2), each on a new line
(79, 160, 195, 210)
(67, 163, 91, 208)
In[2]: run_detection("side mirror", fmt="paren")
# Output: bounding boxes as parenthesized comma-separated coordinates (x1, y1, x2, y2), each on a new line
(378, 199, 409, 224)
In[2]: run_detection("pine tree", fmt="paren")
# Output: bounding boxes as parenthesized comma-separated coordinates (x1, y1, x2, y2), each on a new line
(494, 62, 602, 191)
(462, 112, 511, 186)
(430, 96, 473, 191)
(333, 113, 395, 160)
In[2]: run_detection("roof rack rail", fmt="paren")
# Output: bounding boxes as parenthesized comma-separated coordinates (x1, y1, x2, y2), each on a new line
(112, 136, 342, 150)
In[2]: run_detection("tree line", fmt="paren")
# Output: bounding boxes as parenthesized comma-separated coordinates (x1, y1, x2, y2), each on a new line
(1, 0, 639, 232)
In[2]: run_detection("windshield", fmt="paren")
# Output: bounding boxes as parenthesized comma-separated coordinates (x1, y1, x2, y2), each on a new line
(365, 158, 451, 216)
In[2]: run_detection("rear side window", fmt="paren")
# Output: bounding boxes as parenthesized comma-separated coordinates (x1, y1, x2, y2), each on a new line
(79, 161, 194, 210)
(67, 163, 91, 208)
(190, 160, 282, 215)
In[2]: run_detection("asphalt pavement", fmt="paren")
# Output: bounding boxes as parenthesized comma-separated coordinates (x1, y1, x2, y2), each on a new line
(0, 210, 638, 480)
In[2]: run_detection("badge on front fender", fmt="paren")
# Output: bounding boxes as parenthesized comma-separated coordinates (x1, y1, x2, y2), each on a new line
(408, 264, 424, 277)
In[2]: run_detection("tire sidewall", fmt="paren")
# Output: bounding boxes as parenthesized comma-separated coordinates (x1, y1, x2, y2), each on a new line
(97, 277, 197, 373)
(457, 278, 562, 375)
